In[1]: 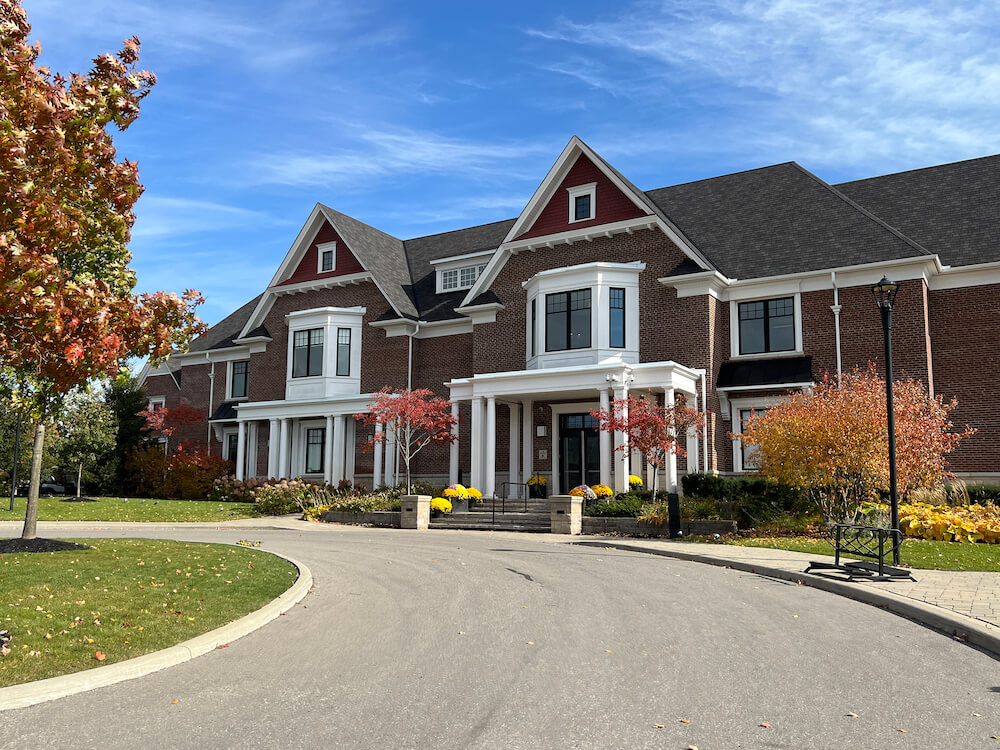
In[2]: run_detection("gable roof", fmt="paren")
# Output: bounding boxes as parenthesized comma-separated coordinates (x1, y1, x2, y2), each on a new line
(835, 154, 1000, 268)
(644, 162, 930, 280)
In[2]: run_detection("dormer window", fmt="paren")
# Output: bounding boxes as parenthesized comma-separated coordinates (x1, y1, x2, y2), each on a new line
(567, 183, 596, 223)
(317, 241, 337, 273)
(440, 264, 487, 292)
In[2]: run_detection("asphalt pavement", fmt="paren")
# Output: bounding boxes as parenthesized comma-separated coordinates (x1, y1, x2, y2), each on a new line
(1, 522, 998, 749)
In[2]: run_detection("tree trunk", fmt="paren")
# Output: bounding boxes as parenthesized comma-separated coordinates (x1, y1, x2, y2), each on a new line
(77, 461, 83, 499)
(22, 422, 45, 540)
(405, 421, 412, 495)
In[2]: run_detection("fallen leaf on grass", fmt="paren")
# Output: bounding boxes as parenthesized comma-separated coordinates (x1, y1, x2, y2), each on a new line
(0, 645, 9, 657)
(679, 718, 690, 724)
(94, 651, 106, 662)
(897, 728, 907, 733)
(171, 699, 179, 705)
(760, 722, 771, 728)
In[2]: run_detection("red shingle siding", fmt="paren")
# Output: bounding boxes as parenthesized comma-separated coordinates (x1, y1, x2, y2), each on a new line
(517, 155, 646, 241)
(278, 221, 366, 286)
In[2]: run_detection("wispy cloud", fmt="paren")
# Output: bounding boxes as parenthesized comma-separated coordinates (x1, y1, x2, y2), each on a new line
(131, 196, 281, 241)
(527, 0, 1000, 168)
(248, 127, 554, 187)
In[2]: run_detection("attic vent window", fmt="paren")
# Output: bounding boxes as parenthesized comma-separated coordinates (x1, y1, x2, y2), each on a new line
(567, 183, 596, 223)
(317, 241, 337, 273)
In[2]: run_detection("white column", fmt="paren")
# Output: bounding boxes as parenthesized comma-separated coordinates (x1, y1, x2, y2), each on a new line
(485, 396, 497, 498)
(614, 387, 629, 493)
(665, 386, 678, 493)
(323, 416, 334, 484)
(278, 418, 290, 479)
(521, 399, 533, 488)
(685, 390, 699, 481)
(373, 419, 383, 489)
(345, 417, 356, 485)
(235, 421, 247, 481)
(332, 415, 347, 485)
(267, 419, 279, 479)
(598, 389, 611, 488)
(550, 405, 560, 496)
(470, 397, 483, 490)
(384, 420, 397, 487)
(508, 402, 520, 499)
(247, 423, 258, 478)
(449, 400, 460, 486)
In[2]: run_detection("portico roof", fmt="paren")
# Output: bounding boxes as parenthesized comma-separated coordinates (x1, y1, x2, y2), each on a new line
(447, 360, 704, 402)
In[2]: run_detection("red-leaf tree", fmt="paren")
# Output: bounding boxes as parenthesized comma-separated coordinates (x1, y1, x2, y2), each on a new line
(356, 388, 457, 493)
(737, 366, 975, 523)
(1, 1, 205, 539)
(591, 392, 704, 497)
(139, 403, 206, 452)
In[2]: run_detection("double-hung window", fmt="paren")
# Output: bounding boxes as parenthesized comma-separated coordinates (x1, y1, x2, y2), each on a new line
(545, 289, 591, 352)
(226, 433, 238, 463)
(738, 297, 795, 355)
(336, 328, 351, 376)
(609, 288, 625, 348)
(320, 249, 334, 272)
(305, 428, 324, 474)
(530, 299, 537, 357)
(231, 360, 249, 398)
(292, 328, 324, 377)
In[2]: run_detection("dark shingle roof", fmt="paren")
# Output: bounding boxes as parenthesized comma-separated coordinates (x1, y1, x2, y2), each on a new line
(717, 356, 814, 388)
(188, 295, 263, 353)
(836, 154, 1000, 268)
(209, 402, 238, 421)
(318, 204, 418, 318)
(644, 163, 930, 280)
(401, 219, 515, 320)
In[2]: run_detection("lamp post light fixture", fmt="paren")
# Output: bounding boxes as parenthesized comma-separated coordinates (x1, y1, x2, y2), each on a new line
(871, 275, 901, 565)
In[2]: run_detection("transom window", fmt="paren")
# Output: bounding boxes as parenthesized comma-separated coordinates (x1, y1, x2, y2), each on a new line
(292, 328, 324, 377)
(336, 328, 351, 377)
(231, 360, 249, 398)
(738, 297, 795, 355)
(305, 428, 324, 474)
(546, 289, 591, 352)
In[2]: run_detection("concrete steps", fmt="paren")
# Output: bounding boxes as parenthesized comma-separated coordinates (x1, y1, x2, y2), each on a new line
(429, 511, 551, 533)
(470, 499, 551, 514)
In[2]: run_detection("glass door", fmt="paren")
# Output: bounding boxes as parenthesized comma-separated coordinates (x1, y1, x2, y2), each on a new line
(559, 414, 601, 491)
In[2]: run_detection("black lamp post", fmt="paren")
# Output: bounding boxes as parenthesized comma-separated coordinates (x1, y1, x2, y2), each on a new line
(871, 276, 901, 565)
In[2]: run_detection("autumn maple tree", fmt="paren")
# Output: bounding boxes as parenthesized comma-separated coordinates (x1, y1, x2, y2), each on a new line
(357, 388, 458, 493)
(591, 392, 704, 497)
(139, 403, 206, 452)
(1, 1, 204, 539)
(738, 366, 975, 524)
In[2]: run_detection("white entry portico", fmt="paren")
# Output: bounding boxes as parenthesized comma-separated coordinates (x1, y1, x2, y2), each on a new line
(447, 361, 706, 497)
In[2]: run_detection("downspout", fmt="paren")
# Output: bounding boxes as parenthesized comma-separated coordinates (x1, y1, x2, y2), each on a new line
(830, 271, 843, 383)
(207, 357, 215, 455)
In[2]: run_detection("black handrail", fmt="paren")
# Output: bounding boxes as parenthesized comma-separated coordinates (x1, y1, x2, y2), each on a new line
(495, 481, 532, 523)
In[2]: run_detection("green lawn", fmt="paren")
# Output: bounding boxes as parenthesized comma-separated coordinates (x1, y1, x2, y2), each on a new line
(0, 538, 297, 687)
(0, 496, 259, 523)
(688, 535, 1000, 572)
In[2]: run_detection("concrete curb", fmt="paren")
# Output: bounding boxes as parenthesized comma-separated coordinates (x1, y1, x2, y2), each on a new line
(576, 540, 1000, 660)
(0, 547, 313, 712)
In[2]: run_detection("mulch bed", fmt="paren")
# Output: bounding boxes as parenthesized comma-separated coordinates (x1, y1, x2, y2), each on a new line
(0, 538, 93, 554)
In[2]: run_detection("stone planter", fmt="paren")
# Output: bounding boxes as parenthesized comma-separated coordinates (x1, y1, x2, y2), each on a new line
(450, 498, 470, 513)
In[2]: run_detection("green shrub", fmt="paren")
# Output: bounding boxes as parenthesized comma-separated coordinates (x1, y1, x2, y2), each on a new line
(965, 485, 1000, 505)
(681, 473, 810, 527)
(255, 480, 332, 515)
(209, 476, 275, 503)
(679, 496, 721, 520)
(638, 501, 670, 525)
(584, 493, 644, 517)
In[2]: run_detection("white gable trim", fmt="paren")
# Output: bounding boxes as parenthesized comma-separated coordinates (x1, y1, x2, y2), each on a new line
(460, 136, 712, 308)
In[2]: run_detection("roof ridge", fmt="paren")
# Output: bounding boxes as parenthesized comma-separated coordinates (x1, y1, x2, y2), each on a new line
(403, 217, 517, 243)
(645, 162, 799, 193)
(788, 163, 934, 258)
(835, 152, 1000, 187)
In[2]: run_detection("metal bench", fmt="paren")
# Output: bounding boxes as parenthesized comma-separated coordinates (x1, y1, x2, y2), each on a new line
(804, 523, 915, 581)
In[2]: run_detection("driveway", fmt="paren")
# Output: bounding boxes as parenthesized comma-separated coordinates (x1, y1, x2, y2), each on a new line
(1, 522, 997, 749)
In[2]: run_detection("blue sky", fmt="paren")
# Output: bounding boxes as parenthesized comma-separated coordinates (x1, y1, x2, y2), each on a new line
(23, 0, 1000, 325)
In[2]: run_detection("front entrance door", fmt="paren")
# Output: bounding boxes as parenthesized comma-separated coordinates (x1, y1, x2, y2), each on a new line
(559, 413, 601, 492)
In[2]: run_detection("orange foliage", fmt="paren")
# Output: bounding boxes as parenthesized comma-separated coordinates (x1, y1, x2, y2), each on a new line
(738, 366, 974, 522)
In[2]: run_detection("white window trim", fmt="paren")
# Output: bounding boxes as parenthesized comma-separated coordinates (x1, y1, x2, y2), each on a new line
(567, 182, 596, 223)
(436, 263, 487, 294)
(226, 359, 250, 401)
(729, 293, 803, 359)
(316, 241, 337, 274)
(729, 396, 785, 473)
(221, 427, 238, 461)
(147, 396, 166, 410)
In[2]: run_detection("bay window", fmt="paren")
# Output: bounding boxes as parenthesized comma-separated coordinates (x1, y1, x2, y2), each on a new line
(546, 289, 591, 352)
(292, 328, 324, 377)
